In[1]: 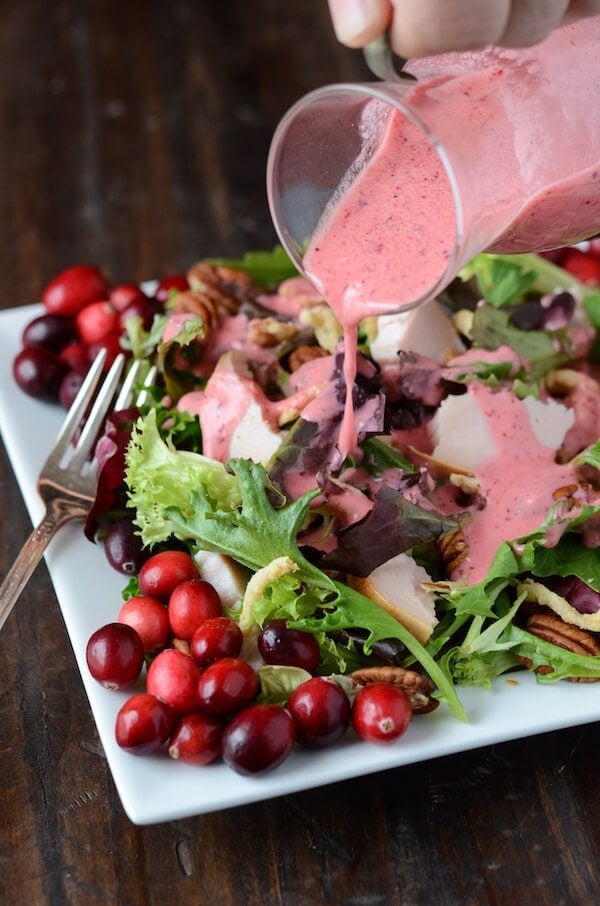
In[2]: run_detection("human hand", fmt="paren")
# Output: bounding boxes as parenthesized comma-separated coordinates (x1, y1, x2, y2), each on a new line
(327, 0, 600, 58)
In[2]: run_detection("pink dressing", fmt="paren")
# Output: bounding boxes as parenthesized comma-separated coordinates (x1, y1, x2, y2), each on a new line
(303, 108, 457, 326)
(445, 344, 523, 377)
(177, 351, 336, 469)
(286, 353, 335, 393)
(182, 352, 279, 462)
(257, 277, 324, 318)
(302, 107, 457, 460)
(162, 312, 198, 343)
(433, 384, 582, 584)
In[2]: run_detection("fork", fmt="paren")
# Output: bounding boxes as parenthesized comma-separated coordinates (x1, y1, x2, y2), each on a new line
(0, 351, 149, 632)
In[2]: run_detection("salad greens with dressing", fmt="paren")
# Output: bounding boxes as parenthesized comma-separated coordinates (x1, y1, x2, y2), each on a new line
(106, 247, 600, 722)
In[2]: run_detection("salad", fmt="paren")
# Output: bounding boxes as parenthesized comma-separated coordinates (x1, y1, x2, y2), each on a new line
(80, 244, 600, 730)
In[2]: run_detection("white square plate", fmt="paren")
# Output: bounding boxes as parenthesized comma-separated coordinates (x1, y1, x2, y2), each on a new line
(1, 303, 598, 825)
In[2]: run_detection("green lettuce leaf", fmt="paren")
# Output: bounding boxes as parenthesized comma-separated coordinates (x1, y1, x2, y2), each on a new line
(125, 410, 241, 546)
(121, 312, 169, 360)
(462, 255, 538, 308)
(529, 534, 600, 592)
(442, 646, 520, 688)
(435, 542, 519, 621)
(503, 624, 600, 681)
(257, 665, 312, 704)
(205, 245, 298, 289)
(574, 440, 600, 471)
(460, 252, 588, 299)
(156, 315, 207, 402)
(582, 289, 600, 361)
(514, 501, 600, 573)
(359, 436, 416, 474)
(471, 306, 572, 381)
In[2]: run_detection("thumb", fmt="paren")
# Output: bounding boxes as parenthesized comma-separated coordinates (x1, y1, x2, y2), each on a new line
(327, 0, 393, 48)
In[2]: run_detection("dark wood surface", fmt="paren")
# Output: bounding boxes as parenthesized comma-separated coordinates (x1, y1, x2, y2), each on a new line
(1, 2, 599, 903)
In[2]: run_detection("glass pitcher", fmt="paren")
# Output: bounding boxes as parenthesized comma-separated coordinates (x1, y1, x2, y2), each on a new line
(267, 18, 600, 320)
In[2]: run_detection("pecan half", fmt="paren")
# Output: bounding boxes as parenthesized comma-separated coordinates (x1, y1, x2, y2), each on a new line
(438, 526, 468, 574)
(348, 666, 439, 713)
(552, 484, 579, 501)
(518, 612, 600, 683)
(187, 262, 256, 313)
(172, 289, 222, 333)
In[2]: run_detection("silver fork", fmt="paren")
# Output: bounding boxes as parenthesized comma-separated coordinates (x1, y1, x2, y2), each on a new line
(0, 351, 149, 632)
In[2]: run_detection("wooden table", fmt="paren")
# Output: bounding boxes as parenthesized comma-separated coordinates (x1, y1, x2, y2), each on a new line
(1, 2, 599, 903)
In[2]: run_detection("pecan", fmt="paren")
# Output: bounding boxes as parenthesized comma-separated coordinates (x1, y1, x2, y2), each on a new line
(187, 262, 256, 313)
(288, 344, 328, 372)
(172, 289, 222, 333)
(348, 666, 439, 713)
(438, 526, 468, 574)
(518, 612, 600, 683)
(552, 484, 579, 501)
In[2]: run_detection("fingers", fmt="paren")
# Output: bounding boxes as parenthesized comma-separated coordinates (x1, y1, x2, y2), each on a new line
(327, 0, 600, 58)
(388, 0, 512, 58)
(327, 0, 392, 48)
(563, 0, 600, 24)
(501, 0, 571, 47)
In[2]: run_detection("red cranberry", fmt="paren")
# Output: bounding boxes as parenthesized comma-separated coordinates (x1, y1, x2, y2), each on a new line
(42, 264, 110, 317)
(168, 712, 223, 765)
(115, 693, 176, 754)
(561, 248, 600, 285)
(109, 282, 148, 312)
(351, 683, 412, 744)
(13, 346, 69, 401)
(103, 517, 148, 576)
(22, 313, 76, 353)
(75, 300, 119, 345)
(191, 617, 243, 666)
(146, 648, 201, 714)
(59, 369, 85, 410)
(287, 677, 351, 749)
(154, 273, 189, 303)
(221, 703, 296, 775)
(197, 657, 258, 716)
(86, 622, 145, 691)
(59, 340, 90, 374)
(258, 619, 320, 673)
(86, 333, 124, 370)
(138, 550, 199, 602)
(118, 596, 171, 654)
(168, 578, 222, 640)
(118, 296, 162, 332)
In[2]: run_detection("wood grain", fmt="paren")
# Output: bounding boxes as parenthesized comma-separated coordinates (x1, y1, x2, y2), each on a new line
(1, 2, 599, 903)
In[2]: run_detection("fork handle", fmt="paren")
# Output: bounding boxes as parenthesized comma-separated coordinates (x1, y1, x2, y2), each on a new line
(0, 513, 75, 632)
